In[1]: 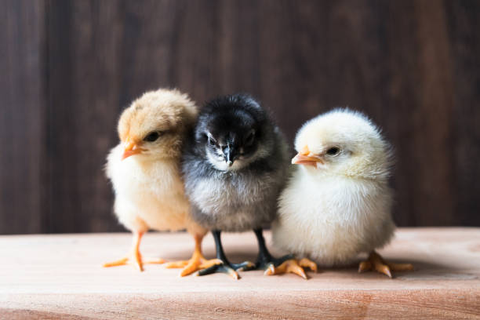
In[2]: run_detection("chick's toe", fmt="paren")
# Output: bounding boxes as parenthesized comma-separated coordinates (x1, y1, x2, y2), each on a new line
(198, 261, 255, 280)
(102, 232, 165, 272)
(265, 258, 317, 280)
(358, 251, 413, 278)
(165, 234, 222, 277)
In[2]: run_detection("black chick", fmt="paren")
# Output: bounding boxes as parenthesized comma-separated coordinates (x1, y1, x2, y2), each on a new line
(182, 94, 305, 279)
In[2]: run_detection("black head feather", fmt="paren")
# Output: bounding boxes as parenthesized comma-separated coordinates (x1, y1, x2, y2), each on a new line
(193, 94, 274, 169)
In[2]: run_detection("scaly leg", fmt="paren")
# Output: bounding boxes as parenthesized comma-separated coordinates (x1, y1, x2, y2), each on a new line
(254, 228, 317, 280)
(103, 231, 165, 272)
(358, 251, 414, 278)
(165, 233, 222, 277)
(253, 228, 293, 269)
(198, 230, 255, 280)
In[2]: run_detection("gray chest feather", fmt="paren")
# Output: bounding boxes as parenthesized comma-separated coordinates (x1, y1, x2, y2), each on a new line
(188, 171, 282, 232)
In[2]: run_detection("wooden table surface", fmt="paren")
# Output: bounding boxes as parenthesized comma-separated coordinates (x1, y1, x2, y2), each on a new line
(1, 228, 479, 319)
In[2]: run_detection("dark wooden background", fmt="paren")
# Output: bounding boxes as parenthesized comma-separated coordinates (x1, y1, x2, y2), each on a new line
(1, 0, 479, 234)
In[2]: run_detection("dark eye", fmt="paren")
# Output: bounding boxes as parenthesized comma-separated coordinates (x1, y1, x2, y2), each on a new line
(143, 132, 160, 142)
(326, 147, 340, 156)
(245, 130, 255, 146)
(207, 136, 216, 147)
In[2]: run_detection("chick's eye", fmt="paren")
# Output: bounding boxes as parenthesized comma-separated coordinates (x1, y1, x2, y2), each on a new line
(245, 131, 255, 146)
(207, 136, 216, 147)
(326, 147, 340, 156)
(144, 132, 160, 142)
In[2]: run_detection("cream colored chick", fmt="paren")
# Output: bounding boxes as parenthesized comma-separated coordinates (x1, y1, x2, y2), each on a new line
(104, 89, 219, 275)
(271, 109, 413, 278)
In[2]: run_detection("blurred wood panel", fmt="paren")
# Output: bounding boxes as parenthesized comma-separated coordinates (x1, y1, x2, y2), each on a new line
(46, 0, 125, 232)
(1, 0, 479, 233)
(0, 0, 47, 234)
(446, 0, 480, 227)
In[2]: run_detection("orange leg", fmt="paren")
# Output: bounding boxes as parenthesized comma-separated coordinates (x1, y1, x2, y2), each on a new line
(265, 258, 318, 280)
(103, 231, 165, 272)
(165, 233, 222, 277)
(358, 251, 414, 278)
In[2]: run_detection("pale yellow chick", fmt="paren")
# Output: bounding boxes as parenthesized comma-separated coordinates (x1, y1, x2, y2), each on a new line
(104, 89, 219, 275)
(272, 109, 413, 278)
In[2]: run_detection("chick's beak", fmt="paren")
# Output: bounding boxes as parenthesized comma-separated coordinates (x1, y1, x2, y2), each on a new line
(224, 145, 236, 167)
(122, 140, 143, 160)
(291, 146, 324, 168)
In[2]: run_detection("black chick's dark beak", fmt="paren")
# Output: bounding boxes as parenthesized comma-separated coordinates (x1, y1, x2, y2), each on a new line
(224, 145, 237, 167)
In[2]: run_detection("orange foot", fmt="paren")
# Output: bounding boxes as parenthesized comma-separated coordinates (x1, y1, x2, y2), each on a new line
(103, 232, 165, 272)
(358, 251, 414, 278)
(164, 234, 222, 277)
(265, 258, 318, 280)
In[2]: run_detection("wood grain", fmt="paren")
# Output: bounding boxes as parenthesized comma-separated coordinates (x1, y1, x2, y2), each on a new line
(0, 229, 479, 319)
(1, 0, 480, 233)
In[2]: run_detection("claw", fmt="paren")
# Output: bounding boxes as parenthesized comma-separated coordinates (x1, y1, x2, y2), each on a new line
(377, 264, 392, 278)
(299, 258, 318, 273)
(291, 265, 307, 280)
(226, 268, 240, 280)
(265, 263, 276, 276)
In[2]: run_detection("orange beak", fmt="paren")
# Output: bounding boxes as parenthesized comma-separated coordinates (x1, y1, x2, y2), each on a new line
(122, 140, 143, 160)
(291, 146, 324, 168)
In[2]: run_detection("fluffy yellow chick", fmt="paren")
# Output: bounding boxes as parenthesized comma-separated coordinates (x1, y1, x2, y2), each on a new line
(104, 89, 219, 275)
(271, 109, 413, 278)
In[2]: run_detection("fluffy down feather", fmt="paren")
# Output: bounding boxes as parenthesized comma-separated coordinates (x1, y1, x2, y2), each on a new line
(273, 109, 395, 267)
